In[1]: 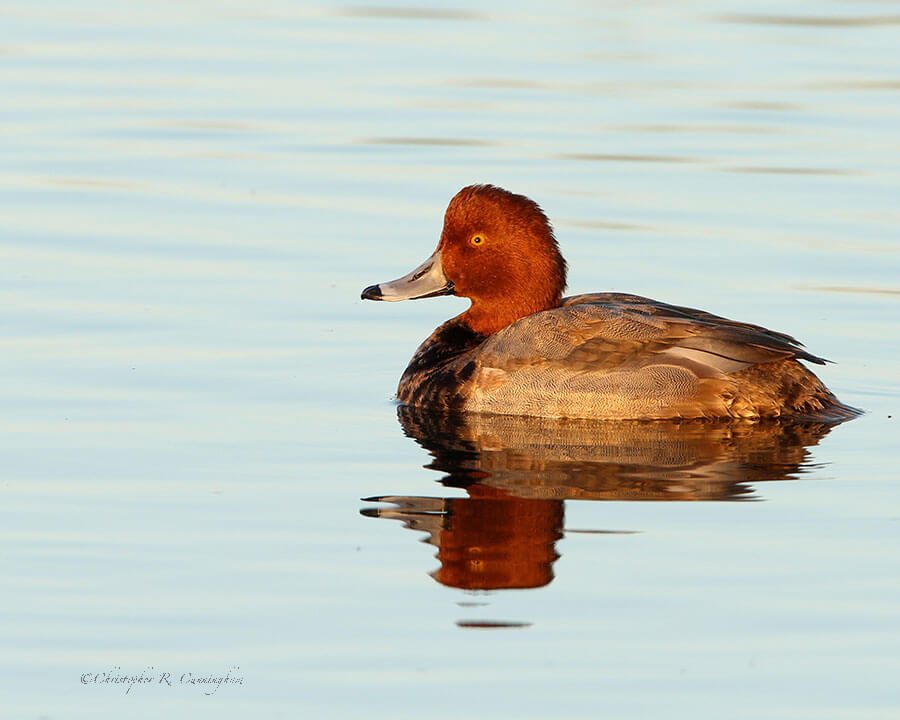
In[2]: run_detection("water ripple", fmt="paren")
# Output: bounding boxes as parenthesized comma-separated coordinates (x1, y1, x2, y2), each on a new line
(337, 6, 485, 21)
(717, 13, 900, 27)
(722, 166, 859, 176)
(804, 285, 900, 297)
(560, 152, 700, 164)
(359, 136, 495, 147)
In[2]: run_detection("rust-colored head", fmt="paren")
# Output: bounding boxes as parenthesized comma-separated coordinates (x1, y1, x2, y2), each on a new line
(438, 185, 567, 335)
(361, 184, 567, 336)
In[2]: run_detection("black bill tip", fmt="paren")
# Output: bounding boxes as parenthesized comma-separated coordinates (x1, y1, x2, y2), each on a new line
(361, 284, 383, 301)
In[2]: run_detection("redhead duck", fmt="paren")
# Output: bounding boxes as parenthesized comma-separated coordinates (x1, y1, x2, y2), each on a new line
(361, 184, 856, 420)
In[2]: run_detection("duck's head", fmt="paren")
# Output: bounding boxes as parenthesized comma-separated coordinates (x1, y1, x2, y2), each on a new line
(361, 184, 567, 335)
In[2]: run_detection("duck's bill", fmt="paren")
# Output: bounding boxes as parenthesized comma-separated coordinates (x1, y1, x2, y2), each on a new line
(361, 251, 455, 302)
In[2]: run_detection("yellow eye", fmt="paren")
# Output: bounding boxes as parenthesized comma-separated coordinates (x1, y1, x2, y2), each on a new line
(470, 235, 485, 246)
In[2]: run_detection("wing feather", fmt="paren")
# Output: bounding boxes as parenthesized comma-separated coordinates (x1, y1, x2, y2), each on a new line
(479, 292, 826, 378)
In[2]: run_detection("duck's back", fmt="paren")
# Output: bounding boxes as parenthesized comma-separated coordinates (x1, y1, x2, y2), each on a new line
(402, 293, 855, 421)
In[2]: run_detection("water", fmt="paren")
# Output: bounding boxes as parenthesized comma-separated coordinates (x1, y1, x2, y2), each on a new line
(1, 1, 898, 717)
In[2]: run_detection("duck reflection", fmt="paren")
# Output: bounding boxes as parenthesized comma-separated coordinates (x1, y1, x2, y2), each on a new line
(362, 406, 842, 591)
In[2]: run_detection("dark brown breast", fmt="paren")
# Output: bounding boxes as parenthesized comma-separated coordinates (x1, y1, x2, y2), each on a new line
(397, 320, 486, 411)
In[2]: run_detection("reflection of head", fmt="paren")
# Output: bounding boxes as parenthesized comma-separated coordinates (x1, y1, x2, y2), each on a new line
(362, 488, 563, 591)
(431, 486, 562, 590)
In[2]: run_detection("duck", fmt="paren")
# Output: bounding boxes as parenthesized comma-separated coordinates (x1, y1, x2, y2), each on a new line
(361, 184, 856, 421)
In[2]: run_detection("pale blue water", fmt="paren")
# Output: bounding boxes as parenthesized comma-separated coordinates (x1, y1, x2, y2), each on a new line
(1, 1, 898, 718)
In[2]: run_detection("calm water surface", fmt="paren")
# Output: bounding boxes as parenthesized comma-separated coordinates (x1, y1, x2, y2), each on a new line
(1, 1, 899, 718)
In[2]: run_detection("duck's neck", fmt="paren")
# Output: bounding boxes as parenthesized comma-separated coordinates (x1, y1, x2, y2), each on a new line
(458, 295, 561, 336)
